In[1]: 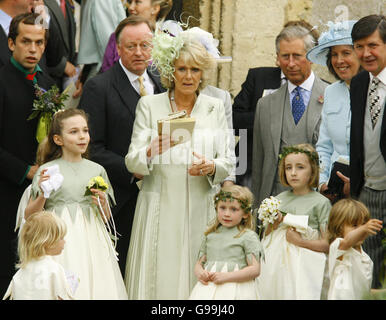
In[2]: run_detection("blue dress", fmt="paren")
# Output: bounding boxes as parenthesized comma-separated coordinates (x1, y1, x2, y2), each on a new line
(316, 81, 351, 185)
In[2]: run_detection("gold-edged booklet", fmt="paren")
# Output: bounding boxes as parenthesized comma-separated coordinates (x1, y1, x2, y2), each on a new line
(157, 110, 196, 145)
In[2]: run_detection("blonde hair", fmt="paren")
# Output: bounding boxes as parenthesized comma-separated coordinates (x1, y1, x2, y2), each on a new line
(160, 39, 216, 91)
(17, 211, 67, 269)
(327, 198, 370, 244)
(278, 143, 320, 189)
(38, 108, 89, 164)
(205, 185, 254, 237)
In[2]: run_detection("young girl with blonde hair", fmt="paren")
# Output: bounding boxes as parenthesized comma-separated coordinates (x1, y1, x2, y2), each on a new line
(258, 143, 332, 300)
(24, 109, 127, 299)
(3, 211, 74, 300)
(189, 184, 263, 300)
(327, 198, 383, 299)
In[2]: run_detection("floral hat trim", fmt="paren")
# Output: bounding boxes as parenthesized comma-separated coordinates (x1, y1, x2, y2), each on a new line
(279, 146, 320, 166)
(151, 28, 185, 82)
(306, 20, 357, 66)
(151, 20, 226, 81)
(214, 190, 252, 213)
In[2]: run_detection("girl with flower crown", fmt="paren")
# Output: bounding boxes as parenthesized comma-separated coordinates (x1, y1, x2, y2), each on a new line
(125, 29, 234, 299)
(257, 143, 332, 300)
(24, 109, 127, 299)
(189, 185, 263, 300)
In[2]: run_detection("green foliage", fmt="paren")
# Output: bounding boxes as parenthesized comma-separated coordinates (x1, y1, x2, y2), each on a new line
(28, 84, 69, 121)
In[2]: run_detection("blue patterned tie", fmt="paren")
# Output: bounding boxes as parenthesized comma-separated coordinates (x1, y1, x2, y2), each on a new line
(291, 86, 305, 125)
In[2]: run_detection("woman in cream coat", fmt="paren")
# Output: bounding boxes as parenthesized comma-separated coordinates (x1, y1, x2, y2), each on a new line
(124, 33, 234, 300)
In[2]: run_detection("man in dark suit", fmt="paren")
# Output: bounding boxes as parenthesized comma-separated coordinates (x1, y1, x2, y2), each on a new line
(44, 0, 77, 90)
(0, 12, 54, 296)
(350, 15, 386, 289)
(79, 16, 164, 276)
(232, 66, 282, 188)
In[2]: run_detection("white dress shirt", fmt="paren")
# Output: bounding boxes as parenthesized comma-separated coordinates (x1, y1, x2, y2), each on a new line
(287, 71, 315, 108)
(0, 9, 12, 35)
(119, 59, 155, 96)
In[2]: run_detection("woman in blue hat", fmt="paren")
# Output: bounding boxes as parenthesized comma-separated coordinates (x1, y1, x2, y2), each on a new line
(307, 21, 361, 203)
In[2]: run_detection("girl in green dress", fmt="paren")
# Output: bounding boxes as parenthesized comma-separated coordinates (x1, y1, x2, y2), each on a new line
(189, 184, 263, 300)
(24, 109, 127, 299)
(258, 143, 331, 299)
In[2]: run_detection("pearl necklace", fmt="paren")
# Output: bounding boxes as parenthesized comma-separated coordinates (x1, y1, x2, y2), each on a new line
(170, 90, 196, 114)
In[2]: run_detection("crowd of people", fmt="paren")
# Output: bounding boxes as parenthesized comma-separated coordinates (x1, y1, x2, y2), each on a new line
(0, 0, 385, 301)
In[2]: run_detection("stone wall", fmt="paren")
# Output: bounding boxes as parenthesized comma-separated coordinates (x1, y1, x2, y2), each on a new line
(181, 0, 386, 99)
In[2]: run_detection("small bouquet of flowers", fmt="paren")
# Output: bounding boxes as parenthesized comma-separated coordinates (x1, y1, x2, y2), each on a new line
(84, 176, 118, 260)
(257, 196, 287, 234)
(28, 84, 69, 143)
(84, 176, 109, 196)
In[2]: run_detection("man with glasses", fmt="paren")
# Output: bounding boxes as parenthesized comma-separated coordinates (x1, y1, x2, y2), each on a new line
(79, 15, 164, 276)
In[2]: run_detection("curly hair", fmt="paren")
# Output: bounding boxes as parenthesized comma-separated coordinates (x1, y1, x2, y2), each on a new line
(159, 39, 216, 91)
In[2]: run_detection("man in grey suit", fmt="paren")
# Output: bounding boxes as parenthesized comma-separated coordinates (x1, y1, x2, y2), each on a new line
(252, 24, 328, 206)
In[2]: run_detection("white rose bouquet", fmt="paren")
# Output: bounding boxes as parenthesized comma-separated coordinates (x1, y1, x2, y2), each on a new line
(257, 196, 287, 235)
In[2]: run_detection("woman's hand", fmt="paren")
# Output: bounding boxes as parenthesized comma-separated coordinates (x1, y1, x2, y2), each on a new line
(188, 152, 215, 177)
(146, 134, 174, 159)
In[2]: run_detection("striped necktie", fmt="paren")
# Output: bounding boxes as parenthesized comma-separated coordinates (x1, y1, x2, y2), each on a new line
(368, 77, 381, 129)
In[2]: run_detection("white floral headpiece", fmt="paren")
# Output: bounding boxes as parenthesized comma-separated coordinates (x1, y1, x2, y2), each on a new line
(151, 21, 222, 81)
(180, 27, 220, 59)
(151, 27, 184, 81)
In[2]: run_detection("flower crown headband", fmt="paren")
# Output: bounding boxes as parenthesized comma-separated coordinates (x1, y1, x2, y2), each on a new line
(151, 21, 221, 81)
(214, 190, 252, 213)
(279, 146, 320, 166)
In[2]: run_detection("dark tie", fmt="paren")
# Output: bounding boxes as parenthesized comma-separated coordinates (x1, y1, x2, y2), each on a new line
(368, 77, 381, 129)
(291, 86, 305, 125)
(60, 0, 66, 18)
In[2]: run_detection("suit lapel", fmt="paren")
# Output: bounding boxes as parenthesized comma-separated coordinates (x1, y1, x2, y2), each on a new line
(306, 77, 324, 142)
(112, 63, 140, 118)
(45, 0, 70, 51)
(148, 67, 164, 94)
(357, 72, 370, 130)
(270, 84, 287, 157)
